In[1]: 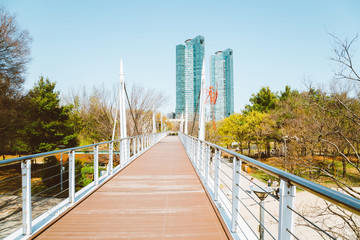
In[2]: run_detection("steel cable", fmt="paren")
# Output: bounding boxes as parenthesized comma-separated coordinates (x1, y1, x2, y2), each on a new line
(219, 194, 232, 214)
(240, 172, 278, 201)
(237, 196, 277, 240)
(0, 174, 21, 184)
(287, 206, 336, 240)
(218, 167, 233, 181)
(286, 228, 300, 240)
(0, 187, 22, 198)
(235, 208, 260, 240)
(32, 179, 69, 198)
(31, 162, 64, 175)
(219, 178, 232, 195)
(237, 185, 279, 222)
(31, 170, 69, 188)
(32, 188, 69, 209)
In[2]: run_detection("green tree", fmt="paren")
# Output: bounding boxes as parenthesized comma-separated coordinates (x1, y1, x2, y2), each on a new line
(244, 111, 275, 159)
(17, 77, 78, 153)
(244, 86, 278, 114)
(217, 114, 248, 154)
(279, 85, 298, 102)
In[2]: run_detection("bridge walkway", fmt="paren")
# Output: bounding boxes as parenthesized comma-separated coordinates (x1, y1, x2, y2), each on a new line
(33, 136, 230, 239)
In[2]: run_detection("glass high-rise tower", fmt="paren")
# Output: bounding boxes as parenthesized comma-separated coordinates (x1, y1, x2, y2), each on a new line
(210, 48, 234, 121)
(176, 36, 205, 119)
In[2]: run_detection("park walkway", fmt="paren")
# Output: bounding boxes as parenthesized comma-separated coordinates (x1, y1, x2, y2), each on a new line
(33, 136, 230, 239)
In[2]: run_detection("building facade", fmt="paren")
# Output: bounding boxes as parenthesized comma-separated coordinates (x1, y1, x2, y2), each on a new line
(210, 48, 234, 121)
(176, 36, 205, 119)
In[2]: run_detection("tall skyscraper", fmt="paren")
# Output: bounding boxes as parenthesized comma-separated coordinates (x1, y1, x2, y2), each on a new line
(176, 36, 205, 119)
(210, 49, 234, 121)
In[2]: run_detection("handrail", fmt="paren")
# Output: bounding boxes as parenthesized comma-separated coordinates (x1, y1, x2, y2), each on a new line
(0, 135, 147, 165)
(180, 133, 360, 215)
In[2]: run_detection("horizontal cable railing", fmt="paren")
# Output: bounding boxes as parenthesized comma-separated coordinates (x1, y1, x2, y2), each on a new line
(0, 132, 167, 240)
(178, 132, 360, 240)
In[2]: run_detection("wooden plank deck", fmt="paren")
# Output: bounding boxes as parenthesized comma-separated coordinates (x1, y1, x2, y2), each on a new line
(34, 136, 230, 239)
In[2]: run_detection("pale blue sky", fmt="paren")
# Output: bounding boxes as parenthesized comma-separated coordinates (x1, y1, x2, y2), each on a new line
(2, 0, 360, 114)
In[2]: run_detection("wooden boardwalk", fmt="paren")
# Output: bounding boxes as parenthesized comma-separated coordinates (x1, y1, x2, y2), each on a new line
(34, 136, 230, 239)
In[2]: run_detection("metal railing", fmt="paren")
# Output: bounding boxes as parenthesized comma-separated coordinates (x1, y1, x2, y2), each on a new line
(178, 132, 360, 240)
(0, 132, 167, 240)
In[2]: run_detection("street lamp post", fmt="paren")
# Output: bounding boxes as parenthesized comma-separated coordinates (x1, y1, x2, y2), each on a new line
(253, 187, 271, 240)
(283, 136, 288, 171)
(282, 135, 299, 172)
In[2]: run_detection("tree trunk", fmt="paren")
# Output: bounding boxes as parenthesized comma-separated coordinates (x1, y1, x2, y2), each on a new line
(266, 142, 270, 158)
(357, 141, 359, 168)
(342, 157, 347, 178)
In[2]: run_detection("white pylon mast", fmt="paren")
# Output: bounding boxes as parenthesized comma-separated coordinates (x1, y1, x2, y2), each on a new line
(198, 59, 206, 141)
(119, 59, 127, 140)
(184, 104, 188, 135)
(119, 59, 127, 164)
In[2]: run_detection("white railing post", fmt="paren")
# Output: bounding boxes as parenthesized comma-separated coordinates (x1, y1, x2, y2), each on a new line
(199, 142, 204, 177)
(232, 157, 241, 232)
(119, 140, 123, 166)
(109, 142, 113, 175)
(278, 179, 296, 240)
(133, 138, 136, 158)
(69, 150, 75, 203)
(141, 136, 144, 152)
(21, 159, 32, 235)
(126, 139, 131, 162)
(195, 140, 199, 171)
(192, 139, 195, 163)
(197, 140, 201, 173)
(137, 137, 140, 155)
(214, 149, 220, 201)
(190, 138, 193, 161)
(94, 145, 99, 186)
(193, 139, 196, 163)
(205, 145, 210, 186)
(188, 138, 191, 160)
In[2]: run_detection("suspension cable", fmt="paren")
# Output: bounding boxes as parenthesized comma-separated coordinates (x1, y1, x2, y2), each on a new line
(124, 83, 140, 136)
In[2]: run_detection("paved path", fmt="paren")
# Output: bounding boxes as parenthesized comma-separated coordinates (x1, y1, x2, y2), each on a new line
(34, 136, 229, 239)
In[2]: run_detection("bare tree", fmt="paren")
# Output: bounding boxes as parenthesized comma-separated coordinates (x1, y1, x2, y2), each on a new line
(330, 33, 360, 82)
(296, 34, 360, 240)
(127, 84, 168, 136)
(65, 83, 168, 144)
(0, 7, 31, 95)
(0, 7, 32, 154)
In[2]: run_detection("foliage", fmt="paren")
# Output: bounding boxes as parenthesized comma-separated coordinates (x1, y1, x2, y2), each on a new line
(244, 86, 278, 113)
(40, 156, 61, 189)
(16, 77, 78, 153)
(76, 161, 94, 188)
(66, 84, 168, 144)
